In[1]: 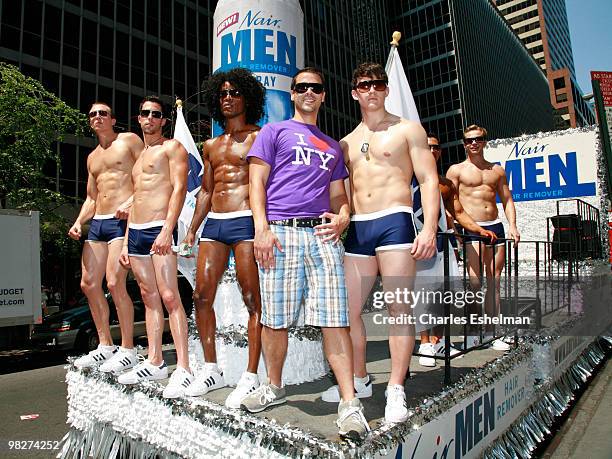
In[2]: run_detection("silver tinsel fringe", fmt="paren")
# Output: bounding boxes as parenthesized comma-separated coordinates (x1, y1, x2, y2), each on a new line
(483, 341, 607, 459)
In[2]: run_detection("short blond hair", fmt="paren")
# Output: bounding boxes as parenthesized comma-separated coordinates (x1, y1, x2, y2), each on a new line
(463, 124, 487, 139)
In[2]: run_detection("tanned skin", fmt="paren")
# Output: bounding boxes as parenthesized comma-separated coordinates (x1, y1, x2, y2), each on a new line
(446, 127, 520, 331)
(119, 100, 191, 372)
(182, 81, 262, 374)
(68, 103, 143, 350)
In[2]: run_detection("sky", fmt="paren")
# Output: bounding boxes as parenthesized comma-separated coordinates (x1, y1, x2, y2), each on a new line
(566, 0, 612, 94)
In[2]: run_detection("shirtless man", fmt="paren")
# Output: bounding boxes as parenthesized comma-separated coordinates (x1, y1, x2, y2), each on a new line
(320, 62, 439, 424)
(117, 97, 194, 398)
(446, 124, 520, 350)
(417, 133, 498, 367)
(68, 102, 143, 373)
(180, 68, 265, 408)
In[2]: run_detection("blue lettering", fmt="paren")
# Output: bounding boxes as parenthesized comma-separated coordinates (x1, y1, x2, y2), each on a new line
(524, 156, 546, 189)
(241, 10, 282, 29)
(504, 159, 522, 192)
(549, 152, 578, 188)
(277, 32, 297, 69)
(221, 29, 251, 65)
(483, 389, 495, 436)
(474, 397, 483, 445)
(456, 404, 473, 457)
(254, 29, 275, 64)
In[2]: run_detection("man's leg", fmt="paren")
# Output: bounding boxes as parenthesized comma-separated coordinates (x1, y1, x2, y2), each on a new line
(80, 242, 112, 346)
(261, 326, 288, 387)
(106, 239, 134, 349)
(376, 249, 416, 386)
(321, 327, 355, 401)
(193, 241, 230, 364)
(129, 256, 165, 365)
(233, 241, 262, 373)
(152, 253, 190, 370)
(344, 256, 378, 378)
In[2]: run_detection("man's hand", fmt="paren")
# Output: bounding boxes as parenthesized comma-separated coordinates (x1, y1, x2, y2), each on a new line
(151, 228, 173, 255)
(115, 199, 131, 220)
(68, 222, 82, 241)
(314, 212, 349, 243)
(508, 226, 521, 244)
(479, 229, 498, 245)
(119, 245, 130, 268)
(254, 228, 283, 271)
(178, 231, 196, 258)
(411, 228, 437, 260)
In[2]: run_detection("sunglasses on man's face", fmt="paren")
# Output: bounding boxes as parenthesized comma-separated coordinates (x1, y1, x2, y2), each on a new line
(354, 79, 388, 93)
(429, 145, 441, 151)
(219, 89, 242, 98)
(293, 82, 325, 94)
(139, 109, 164, 119)
(463, 136, 486, 144)
(88, 110, 109, 118)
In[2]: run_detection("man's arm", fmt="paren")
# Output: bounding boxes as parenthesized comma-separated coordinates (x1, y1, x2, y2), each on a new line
(315, 179, 350, 243)
(496, 166, 520, 243)
(406, 122, 439, 260)
(68, 159, 97, 240)
(445, 164, 460, 191)
(151, 140, 188, 255)
(249, 157, 281, 270)
(115, 133, 145, 219)
(444, 182, 497, 243)
(183, 142, 213, 247)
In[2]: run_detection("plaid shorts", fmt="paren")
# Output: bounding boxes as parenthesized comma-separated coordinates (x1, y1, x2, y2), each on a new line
(259, 225, 348, 329)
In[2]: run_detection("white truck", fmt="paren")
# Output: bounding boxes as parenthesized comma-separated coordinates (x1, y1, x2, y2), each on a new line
(0, 209, 42, 348)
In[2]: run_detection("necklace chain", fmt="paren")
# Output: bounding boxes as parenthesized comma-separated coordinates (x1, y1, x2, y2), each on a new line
(144, 136, 164, 149)
(360, 117, 388, 161)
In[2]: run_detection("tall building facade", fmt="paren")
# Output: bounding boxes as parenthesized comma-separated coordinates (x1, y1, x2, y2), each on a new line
(0, 0, 387, 204)
(389, 0, 554, 170)
(495, 0, 595, 128)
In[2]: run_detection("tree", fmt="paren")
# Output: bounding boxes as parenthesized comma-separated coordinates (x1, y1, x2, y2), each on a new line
(0, 62, 88, 254)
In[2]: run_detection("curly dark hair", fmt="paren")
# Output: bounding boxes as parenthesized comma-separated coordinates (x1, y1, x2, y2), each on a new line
(203, 68, 266, 129)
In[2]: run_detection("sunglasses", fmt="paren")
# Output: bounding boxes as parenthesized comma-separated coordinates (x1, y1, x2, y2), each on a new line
(139, 109, 163, 119)
(88, 110, 109, 118)
(293, 82, 325, 94)
(463, 136, 486, 144)
(354, 79, 388, 93)
(429, 145, 441, 150)
(219, 89, 242, 98)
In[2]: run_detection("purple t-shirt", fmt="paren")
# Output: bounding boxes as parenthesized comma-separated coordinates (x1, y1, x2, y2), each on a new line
(247, 119, 348, 220)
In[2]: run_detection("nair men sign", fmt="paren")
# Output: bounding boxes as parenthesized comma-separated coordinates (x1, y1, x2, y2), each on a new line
(484, 129, 598, 202)
(212, 0, 304, 136)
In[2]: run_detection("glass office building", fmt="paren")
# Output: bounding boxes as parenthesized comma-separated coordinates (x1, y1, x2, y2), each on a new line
(495, 0, 595, 129)
(389, 0, 555, 170)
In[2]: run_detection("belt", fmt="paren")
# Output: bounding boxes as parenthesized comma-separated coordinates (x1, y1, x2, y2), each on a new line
(268, 217, 326, 228)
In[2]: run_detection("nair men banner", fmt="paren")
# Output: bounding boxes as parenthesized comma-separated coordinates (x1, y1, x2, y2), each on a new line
(484, 129, 598, 202)
(212, 0, 304, 137)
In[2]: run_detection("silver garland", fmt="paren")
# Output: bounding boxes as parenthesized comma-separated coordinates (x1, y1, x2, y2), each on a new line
(483, 341, 607, 459)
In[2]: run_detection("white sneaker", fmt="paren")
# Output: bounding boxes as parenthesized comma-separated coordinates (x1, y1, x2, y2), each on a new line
(184, 363, 226, 397)
(385, 384, 409, 424)
(321, 375, 373, 403)
(163, 367, 195, 399)
(99, 347, 139, 374)
(225, 371, 260, 409)
(433, 340, 463, 359)
(117, 359, 168, 384)
(74, 345, 118, 369)
(492, 337, 511, 351)
(418, 343, 436, 367)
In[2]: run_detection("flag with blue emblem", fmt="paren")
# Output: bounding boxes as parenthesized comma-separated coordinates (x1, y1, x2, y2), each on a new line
(174, 103, 204, 288)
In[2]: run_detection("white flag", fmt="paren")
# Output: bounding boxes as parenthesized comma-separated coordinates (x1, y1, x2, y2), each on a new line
(173, 106, 204, 289)
(384, 46, 420, 122)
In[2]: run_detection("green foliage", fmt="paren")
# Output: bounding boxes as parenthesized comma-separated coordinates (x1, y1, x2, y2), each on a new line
(0, 63, 88, 255)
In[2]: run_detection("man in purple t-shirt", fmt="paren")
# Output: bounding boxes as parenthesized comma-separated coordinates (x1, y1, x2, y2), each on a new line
(242, 67, 369, 440)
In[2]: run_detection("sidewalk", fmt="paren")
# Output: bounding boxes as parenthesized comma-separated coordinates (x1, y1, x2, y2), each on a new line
(542, 358, 611, 459)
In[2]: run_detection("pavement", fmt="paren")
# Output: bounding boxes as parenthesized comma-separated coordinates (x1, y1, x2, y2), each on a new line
(542, 357, 612, 459)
